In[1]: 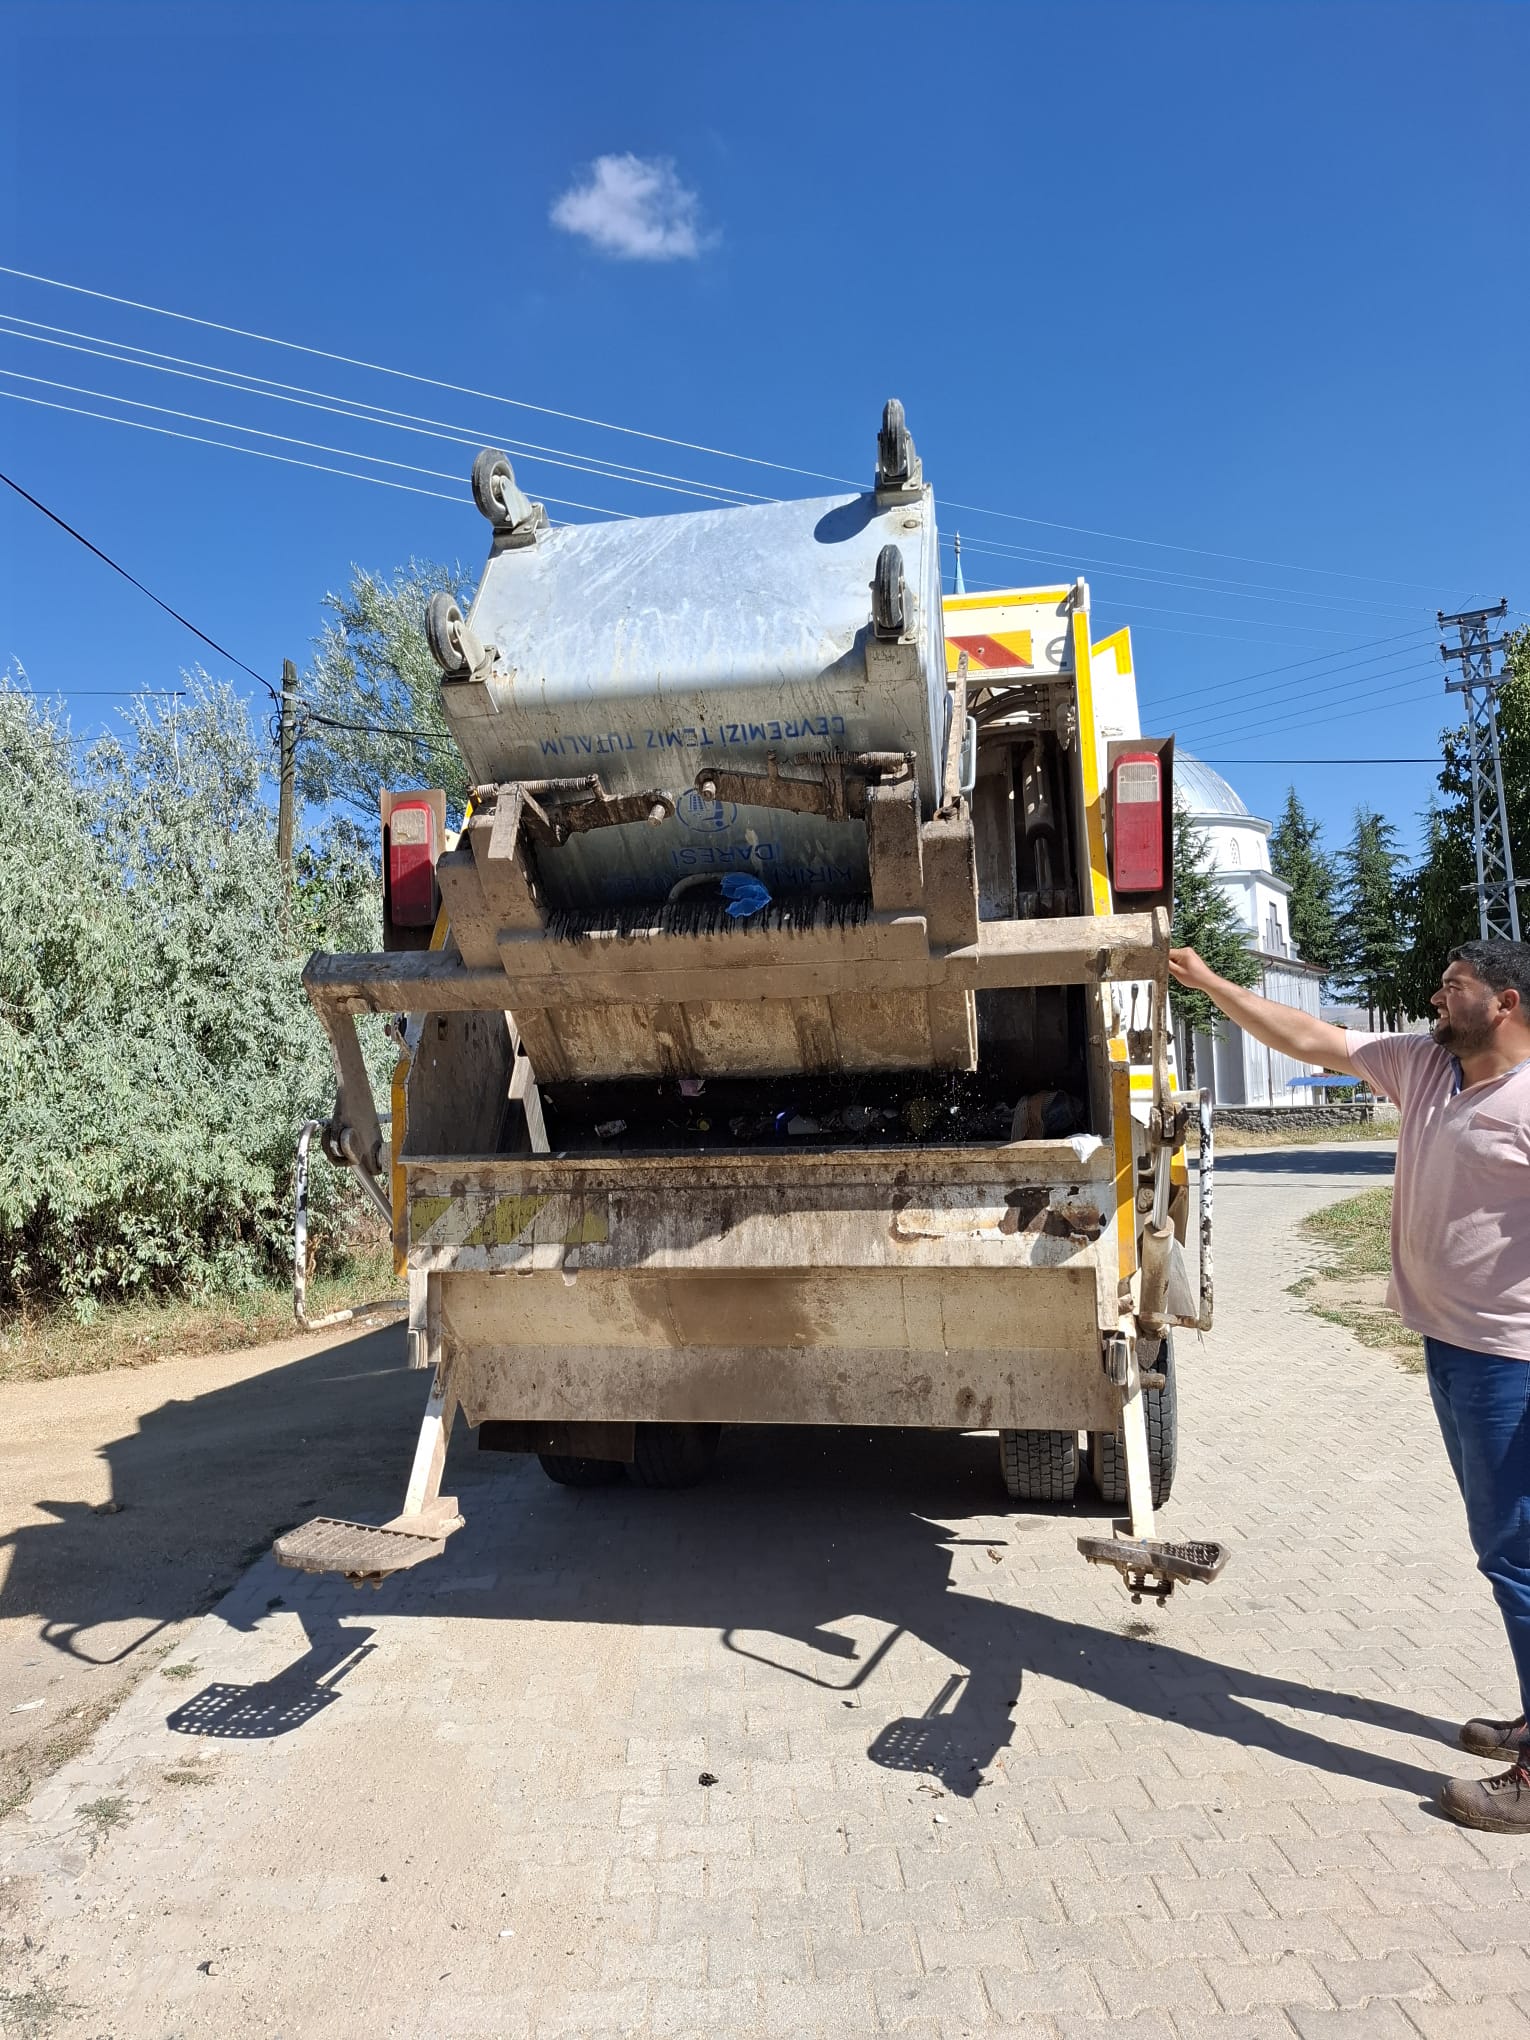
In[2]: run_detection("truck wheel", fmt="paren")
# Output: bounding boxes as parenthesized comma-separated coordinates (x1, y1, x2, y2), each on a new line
(629, 1423, 721, 1490)
(537, 1454, 624, 1488)
(1090, 1334, 1178, 1508)
(998, 1429, 1079, 1504)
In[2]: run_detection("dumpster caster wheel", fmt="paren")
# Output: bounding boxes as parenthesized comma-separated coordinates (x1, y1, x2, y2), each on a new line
(999, 1429, 1078, 1504)
(629, 1423, 721, 1490)
(425, 592, 481, 678)
(537, 1454, 624, 1489)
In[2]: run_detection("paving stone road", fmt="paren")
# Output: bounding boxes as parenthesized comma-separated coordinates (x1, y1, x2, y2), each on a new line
(5, 1140, 1529, 2039)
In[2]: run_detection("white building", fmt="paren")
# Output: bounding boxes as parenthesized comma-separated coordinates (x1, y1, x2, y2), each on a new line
(1176, 755, 1325, 1108)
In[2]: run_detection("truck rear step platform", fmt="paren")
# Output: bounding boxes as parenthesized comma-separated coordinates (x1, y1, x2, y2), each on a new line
(275, 1503, 462, 1585)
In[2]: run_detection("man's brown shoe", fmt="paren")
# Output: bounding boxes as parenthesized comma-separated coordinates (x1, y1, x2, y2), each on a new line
(1440, 1760, 1530, 1832)
(1459, 1714, 1527, 1759)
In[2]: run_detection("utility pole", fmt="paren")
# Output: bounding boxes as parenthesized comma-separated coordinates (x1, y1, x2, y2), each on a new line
(1439, 600, 1520, 942)
(276, 657, 297, 883)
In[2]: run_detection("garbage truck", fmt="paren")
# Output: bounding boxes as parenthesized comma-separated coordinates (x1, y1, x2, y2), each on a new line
(280, 401, 1224, 1601)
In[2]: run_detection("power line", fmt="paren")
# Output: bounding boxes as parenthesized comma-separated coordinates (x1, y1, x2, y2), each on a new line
(0, 314, 771, 506)
(943, 530, 1425, 620)
(0, 261, 1440, 595)
(0, 369, 652, 519)
(0, 387, 469, 507)
(1175, 668, 1438, 744)
(1144, 638, 1440, 721)
(1, 464, 457, 759)
(1200, 756, 1438, 764)
(0, 466, 277, 698)
(0, 312, 1434, 635)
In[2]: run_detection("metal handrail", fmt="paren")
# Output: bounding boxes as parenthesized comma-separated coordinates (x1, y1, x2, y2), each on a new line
(293, 1115, 404, 1332)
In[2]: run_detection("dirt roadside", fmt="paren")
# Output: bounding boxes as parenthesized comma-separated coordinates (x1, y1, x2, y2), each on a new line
(0, 1317, 424, 1816)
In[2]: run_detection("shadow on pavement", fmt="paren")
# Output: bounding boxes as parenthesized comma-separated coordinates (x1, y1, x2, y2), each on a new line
(1217, 1147, 1396, 1179)
(0, 1323, 420, 1676)
(5, 1332, 1445, 1803)
(168, 1620, 376, 1740)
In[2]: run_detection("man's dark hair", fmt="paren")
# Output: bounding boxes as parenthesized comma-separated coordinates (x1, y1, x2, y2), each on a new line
(1447, 939, 1530, 1006)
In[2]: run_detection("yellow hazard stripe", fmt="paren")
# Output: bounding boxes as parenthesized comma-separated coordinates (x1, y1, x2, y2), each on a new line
(1071, 611, 1113, 917)
(1089, 625, 1133, 673)
(942, 587, 1070, 612)
(1110, 1041, 1137, 1285)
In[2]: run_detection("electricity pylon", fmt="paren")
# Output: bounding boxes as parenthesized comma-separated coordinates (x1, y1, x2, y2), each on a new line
(1439, 599, 1520, 942)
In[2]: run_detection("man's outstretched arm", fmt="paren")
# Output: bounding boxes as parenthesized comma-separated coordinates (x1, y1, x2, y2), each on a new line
(1168, 946, 1360, 1076)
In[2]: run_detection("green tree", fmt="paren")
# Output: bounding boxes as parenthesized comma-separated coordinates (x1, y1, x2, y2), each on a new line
(0, 673, 383, 1312)
(1399, 627, 1530, 1015)
(1171, 803, 1259, 1082)
(1268, 787, 1339, 972)
(297, 560, 471, 827)
(1334, 808, 1407, 1028)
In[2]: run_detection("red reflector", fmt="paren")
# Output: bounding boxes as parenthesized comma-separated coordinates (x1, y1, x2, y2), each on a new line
(1111, 753, 1164, 893)
(388, 799, 438, 926)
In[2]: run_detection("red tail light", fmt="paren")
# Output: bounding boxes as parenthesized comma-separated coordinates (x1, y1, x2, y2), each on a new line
(1110, 751, 1164, 894)
(388, 798, 438, 926)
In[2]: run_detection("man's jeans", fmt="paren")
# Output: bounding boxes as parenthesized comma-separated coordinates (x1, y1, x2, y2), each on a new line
(1425, 1337, 1530, 1728)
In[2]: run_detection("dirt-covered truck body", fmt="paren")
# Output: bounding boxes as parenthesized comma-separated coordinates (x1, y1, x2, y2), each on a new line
(283, 405, 1222, 1598)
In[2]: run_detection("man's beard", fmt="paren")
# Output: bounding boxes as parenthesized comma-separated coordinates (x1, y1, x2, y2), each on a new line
(1434, 1009, 1493, 1053)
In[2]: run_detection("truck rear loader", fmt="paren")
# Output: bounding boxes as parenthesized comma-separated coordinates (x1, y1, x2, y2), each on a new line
(279, 402, 1224, 1601)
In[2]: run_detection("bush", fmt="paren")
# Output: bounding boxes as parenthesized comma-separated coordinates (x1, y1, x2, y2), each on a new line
(0, 675, 385, 1312)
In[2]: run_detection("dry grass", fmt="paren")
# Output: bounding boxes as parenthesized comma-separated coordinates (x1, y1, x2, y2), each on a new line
(0, 1246, 405, 1387)
(1296, 1187, 1424, 1372)
(0, 1682, 136, 1822)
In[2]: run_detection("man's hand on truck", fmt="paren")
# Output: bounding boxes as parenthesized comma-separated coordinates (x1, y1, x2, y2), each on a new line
(1168, 945, 1358, 1076)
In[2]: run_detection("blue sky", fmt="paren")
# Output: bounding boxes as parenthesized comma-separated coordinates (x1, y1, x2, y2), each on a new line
(1, 0, 1525, 861)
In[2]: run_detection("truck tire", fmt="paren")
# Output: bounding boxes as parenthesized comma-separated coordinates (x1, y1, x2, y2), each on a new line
(537, 1454, 624, 1488)
(998, 1429, 1079, 1504)
(1089, 1334, 1178, 1508)
(628, 1423, 721, 1490)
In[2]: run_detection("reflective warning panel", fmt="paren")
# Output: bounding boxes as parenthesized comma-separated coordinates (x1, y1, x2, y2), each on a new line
(943, 587, 1077, 680)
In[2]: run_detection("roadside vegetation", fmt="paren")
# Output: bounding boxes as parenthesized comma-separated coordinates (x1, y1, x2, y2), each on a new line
(1294, 1186, 1422, 1371)
(0, 1240, 403, 1386)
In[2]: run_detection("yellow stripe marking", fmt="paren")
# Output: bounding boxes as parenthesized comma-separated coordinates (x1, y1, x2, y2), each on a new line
(1110, 1048, 1137, 1285)
(1071, 611, 1113, 917)
(942, 587, 1069, 612)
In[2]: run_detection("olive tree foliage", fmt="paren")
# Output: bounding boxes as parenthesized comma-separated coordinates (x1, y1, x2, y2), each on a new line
(298, 560, 472, 827)
(0, 672, 383, 1314)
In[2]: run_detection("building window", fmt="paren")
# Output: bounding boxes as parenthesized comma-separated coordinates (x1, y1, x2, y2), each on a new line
(1266, 903, 1283, 954)
(1225, 835, 1242, 866)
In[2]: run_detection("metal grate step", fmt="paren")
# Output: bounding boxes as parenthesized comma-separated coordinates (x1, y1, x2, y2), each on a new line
(275, 1516, 446, 1584)
(1077, 1534, 1229, 1599)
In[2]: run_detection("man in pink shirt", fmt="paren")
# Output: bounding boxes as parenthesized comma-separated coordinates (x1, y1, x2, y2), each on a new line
(1170, 938, 1530, 1832)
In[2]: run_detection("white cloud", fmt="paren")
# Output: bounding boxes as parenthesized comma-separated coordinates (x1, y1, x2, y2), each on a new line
(550, 153, 710, 262)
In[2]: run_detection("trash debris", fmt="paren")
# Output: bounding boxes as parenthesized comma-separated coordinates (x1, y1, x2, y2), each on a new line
(720, 873, 771, 919)
(594, 1119, 627, 1139)
(933, 1813, 947, 1824)
(93, 1500, 123, 1516)
(785, 1115, 820, 1137)
(678, 1078, 706, 1098)
(1009, 1089, 1087, 1141)
(499, 1928, 514, 1938)
(197, 1960, 216, 1976)
(697, 1771, 719, 1788)
(10, 1700, 44, 1713)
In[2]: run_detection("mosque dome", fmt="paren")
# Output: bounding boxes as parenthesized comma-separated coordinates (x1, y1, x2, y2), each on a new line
(1176, 753, 1269, 875)
(1175, 754, 1251, 821)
